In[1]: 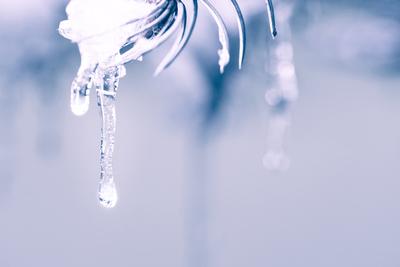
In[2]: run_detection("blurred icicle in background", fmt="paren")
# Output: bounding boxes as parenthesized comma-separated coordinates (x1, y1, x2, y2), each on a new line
(263, 0, 298, 171)
(0, 1, 400, 267)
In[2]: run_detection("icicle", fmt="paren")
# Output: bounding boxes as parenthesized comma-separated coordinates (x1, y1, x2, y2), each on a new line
(96, 65, 123, 208)
(59, 0, 249, 207)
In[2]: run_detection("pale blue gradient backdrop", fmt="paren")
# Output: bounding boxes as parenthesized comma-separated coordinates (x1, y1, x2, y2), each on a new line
(0, 1, 399, 267)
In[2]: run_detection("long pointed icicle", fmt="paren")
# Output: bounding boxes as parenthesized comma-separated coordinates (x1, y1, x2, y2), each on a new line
(96, 66, 122, 208)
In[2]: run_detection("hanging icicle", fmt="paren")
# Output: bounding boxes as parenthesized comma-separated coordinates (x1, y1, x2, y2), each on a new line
(59, 0, 277, 207)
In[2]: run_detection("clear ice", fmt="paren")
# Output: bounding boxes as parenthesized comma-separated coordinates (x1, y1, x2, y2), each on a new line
(59, 0, 162, 208)
(59, 0, 277, 207)
(97, 66, 122, 208)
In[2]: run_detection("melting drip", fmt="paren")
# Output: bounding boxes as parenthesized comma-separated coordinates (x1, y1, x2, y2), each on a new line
(70, 64, 97, 116)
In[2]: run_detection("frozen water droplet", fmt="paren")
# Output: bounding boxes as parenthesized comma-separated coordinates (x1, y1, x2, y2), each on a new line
(70, 66, 96, 116)
(71, 90, 90, 116)
(98, 181, 118, 208)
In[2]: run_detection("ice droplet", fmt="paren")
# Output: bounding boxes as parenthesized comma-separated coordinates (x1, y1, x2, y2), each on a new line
(71, 95, 90, 116)
(98, 181, 118, 208)
(70, 65, 96, 116)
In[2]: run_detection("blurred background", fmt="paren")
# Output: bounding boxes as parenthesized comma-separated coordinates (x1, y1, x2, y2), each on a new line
(0, 0, 400, 266)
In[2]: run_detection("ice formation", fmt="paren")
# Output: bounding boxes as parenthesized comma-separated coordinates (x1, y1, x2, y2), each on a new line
(59, 0, 277, 207)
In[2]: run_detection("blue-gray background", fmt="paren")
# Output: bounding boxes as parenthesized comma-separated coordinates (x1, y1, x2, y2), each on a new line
(0, 0, 399, 266)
